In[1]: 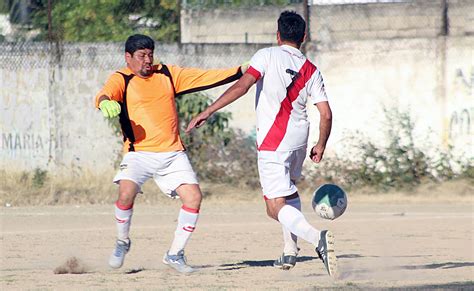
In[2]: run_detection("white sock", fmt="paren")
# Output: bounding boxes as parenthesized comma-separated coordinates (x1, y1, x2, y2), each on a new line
(282, 196, 301, 255)
(277, 205, 320, 247)
(115, 201, 133, 242)
(168, 206, 199, 255)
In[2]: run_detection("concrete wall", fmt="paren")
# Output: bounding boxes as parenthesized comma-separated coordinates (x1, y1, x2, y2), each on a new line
(1, 37, 472, 174)
(449, 0, 474, 36)
(181, 0, 473, 44)
(181, 5, 301, 44)
(308, 36, 473, 156)
(311, 0, 444, 43)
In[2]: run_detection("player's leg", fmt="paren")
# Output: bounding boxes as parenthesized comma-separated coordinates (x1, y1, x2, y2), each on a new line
(266, 195, 336, 276)
(290, 149, 337, 276)
(109, 180, 139, 268)
(161, 183, 201, 273)
(259, 150, 307, 270)
(170, 183, 201, 254)
(115, 180, 139, 242)
(109, 152, 152, 269)
(266, 195, 320, 246)
(154, 151, 200, 273)
(260, 149, 337, 276)
(283, 193, 301, 254)
(274, 192, 300, 269)
(277, 156, 305, 266)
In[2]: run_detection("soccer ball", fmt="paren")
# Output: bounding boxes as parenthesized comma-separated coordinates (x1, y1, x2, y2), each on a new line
(312, 184, 347, 220)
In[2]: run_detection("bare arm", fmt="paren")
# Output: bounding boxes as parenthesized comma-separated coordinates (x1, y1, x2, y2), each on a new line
(309, 101, 332, 163)
(186, 73, 257, 133)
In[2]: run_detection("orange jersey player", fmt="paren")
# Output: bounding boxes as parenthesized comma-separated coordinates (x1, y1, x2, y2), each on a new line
(95, 34, 247, 273)
(95, 62, 243, 153)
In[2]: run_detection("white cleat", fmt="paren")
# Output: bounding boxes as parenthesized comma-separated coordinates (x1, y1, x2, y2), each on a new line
(109, 239, 131, 269)
(316, 230, 337, 276)
(162, 250, 194, 274)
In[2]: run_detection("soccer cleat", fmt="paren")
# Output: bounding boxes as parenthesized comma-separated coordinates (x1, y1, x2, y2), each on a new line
(162, 250, 194, 274)
(316, 230, 337, 276)
(273, 253, 297, 270)
(109, 239, 131, 269)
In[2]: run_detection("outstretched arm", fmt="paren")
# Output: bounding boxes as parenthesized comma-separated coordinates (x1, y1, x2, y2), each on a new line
(186, 73, 257, 133)
(166, 64, 246, 96)
(309, 101, 332, 163)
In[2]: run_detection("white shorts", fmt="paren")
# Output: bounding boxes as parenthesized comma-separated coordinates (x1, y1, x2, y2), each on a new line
(257, 148, 307, 199)
(113, 151, 198, 197)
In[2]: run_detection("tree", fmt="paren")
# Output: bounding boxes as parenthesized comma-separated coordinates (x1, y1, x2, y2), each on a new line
(3, 0, 43, 25)
(27, 0, 178, 42)
(0, 1, 8, 13)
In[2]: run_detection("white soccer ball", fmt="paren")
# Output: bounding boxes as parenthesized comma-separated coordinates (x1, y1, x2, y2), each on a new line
(312, 184, 347, 220)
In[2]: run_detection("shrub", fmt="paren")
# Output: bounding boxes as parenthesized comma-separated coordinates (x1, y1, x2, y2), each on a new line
(305, 108, 473, 191)
(177, 92, 259, 188)
(32, 168, 48, 188)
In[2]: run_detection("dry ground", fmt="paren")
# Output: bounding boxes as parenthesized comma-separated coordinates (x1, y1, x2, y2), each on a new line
(1, 184, 473, 290)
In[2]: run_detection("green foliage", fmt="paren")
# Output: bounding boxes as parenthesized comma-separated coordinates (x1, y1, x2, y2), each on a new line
(459, 163, 474, 180)
(4, 0, 41, 25)
(177, 92, 233, 147)
(358, 109, 431, 188)
(28, 0, 178, 42)
(0, 1, 8, 13)
(305, 108, 474, 191)
(177, 92, 259, 187)
(32, 168, 48, 188)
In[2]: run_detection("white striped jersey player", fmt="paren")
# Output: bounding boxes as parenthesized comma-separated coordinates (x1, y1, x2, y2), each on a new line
(246, 45, 329, 198)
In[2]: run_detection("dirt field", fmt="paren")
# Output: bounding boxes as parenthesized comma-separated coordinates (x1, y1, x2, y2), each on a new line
(1, 190, 473, 290)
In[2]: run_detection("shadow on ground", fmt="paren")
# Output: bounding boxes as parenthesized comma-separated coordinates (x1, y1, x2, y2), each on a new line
(400, 261, 474, 270)
(218, 256, 317, 270)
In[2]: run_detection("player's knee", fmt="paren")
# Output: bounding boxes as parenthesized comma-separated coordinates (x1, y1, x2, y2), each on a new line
(179, 186, 202, 209)
(266, 206, 279, 220)
(188, 191, 202, 206)
(118, 191, 136, 206)
(117, 197, 134, 207)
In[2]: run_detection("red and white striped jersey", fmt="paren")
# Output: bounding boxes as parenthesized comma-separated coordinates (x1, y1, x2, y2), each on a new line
(246, 45, 328, 152)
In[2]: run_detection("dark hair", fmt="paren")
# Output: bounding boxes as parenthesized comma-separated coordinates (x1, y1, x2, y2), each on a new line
(125, 34, 155, 55)
(277, 11, 306, 46)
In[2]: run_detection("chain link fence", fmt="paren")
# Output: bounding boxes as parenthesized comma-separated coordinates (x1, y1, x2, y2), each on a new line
(0, 41, 259, 70)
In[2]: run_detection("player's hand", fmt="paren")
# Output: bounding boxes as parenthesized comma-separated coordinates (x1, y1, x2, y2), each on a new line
(99, 99, 121, 118)
(186, 111, 211, 133)
(240, 61, 250, 74)
(309, 144, 326, 163)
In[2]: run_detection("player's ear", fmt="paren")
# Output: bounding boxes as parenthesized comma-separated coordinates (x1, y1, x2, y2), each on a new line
(302, 32, 307, 44)
(277, 31, 282, 45)
(125, 52, 133, 63)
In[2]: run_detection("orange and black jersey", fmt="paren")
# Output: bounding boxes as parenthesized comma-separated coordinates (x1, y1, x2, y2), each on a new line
(95, 64, 242, 152)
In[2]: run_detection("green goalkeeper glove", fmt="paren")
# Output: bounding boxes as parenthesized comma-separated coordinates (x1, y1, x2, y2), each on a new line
(99, 99, 121, 118)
